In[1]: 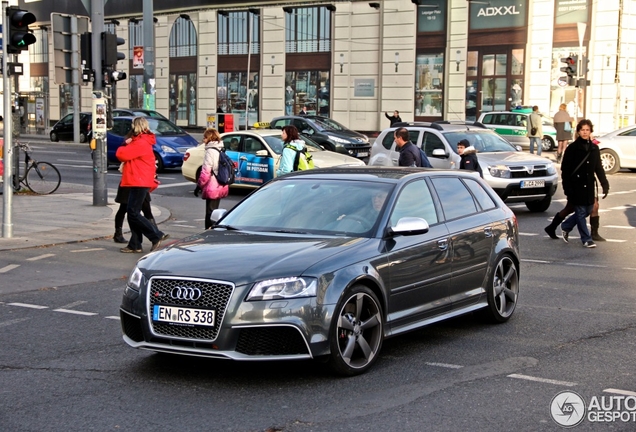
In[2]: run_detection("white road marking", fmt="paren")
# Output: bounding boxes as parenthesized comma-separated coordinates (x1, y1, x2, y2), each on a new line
(7, 303, 48, 309)
(157, 181, 193, 189)
(425, 362, 463, 369)
(105, 316, 120, 320)
(0, 264, 20, 273)
(172, 224, 197, 228)
(519, 232, 539, 236)
(0, 317, 32, 327)
(27, 253, 56, 261)
(565, 263, 608, 268)
(70, 248, 105, 253)
(604, 225, 634, 229)
(57, 159, 92, 163)
(608, 206, 632, 210)
(606, 239, 627, 242)
(53, 163, 93, 169)
(522, 259, 551, 263)
(508, 374, 576, 387)
(53, 309, 98, 316)
(58, 301, 87, 310)
(604, 388, 636, 397)
(623, 267, 636, 271)
(157, 176, 176, 180)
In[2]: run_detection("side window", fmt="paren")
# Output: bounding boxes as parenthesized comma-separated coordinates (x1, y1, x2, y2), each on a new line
(422, 132, 445, 156)
(390, 180, 438, 226)
(408, 130, 421, 145)
(431, 177, 478, 220)
(482, 114, 493, 124)
(61, 114, 73, 123)
(464, 178, 497, 211)
(271, 119, 289, 129)
(223, 135, 241, 152)
(519, 115, 527, 127)
(112, 120, 130, 137)
(295, 120, 311, 133)
(618, 128, 636, 137)
(382, 132, 395, 150)
(244, 137, 265, 155)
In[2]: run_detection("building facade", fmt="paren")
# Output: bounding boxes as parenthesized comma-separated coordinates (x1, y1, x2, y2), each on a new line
(16, 0, 636, 134)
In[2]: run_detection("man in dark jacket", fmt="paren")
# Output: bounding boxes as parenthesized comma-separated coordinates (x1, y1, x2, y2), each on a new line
(560, 119, 609, 248)
(457, 139, 483, 177)
(385, 110, 402, 126)
(395, 127, 420, 167)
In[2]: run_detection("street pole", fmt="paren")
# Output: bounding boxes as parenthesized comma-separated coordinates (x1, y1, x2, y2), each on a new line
(72, 16, 80, 144)
(91, 0, 107, 206)
(143, 0, 155, 110)
(576, 22, 586, 122)
(246, 11, 251, 130)
(2, 0, 13, 237)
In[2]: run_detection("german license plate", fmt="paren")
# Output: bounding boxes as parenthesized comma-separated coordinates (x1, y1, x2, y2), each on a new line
(356, 151, 369, 157)
(520, 179, 545, 188)
(153, 305, 215, 327)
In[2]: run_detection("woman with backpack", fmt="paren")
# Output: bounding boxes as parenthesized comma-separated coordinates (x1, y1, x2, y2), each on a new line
(277, 125, 306, 176)
(197, 128, 230, 229)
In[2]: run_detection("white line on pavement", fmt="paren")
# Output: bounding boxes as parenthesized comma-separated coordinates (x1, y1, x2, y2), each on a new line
(623, 267, 636, 271)
(519, 232, 539, 236)
(157, 181, 193, 188)
(7, 303, 48, 309)
(508, 374, 576, 387)
(27, 254, 56, 261)
(604, 225, 635, 229)
(522, 259, 551, 263)
(54, 163, 93, 168)
(425, 362, 463, 369)
(57, 301, 87, 310)
(57, 159, 92, 163)
(0, 264, 20, 273)
(105, 316, 120, 320)
(604, 388, 636, 397)
(53, 309, 98, 316)
(70, 248, 105, 253)
(172, 224, 197, 228)
(606, 239, 627, 242)
(565, 263, 608, 268)
(0, 317, 32, 328)
(608, 206, 633, 210)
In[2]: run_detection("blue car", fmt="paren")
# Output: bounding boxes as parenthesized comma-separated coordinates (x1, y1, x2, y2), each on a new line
(107, 116, 198, 171)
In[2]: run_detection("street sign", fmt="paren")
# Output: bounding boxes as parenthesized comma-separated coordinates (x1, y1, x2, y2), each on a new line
(51, 13, 90, 85)
(558, 76, 568, 87)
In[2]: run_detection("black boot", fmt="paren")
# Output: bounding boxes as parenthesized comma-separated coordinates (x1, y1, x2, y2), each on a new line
(193, 186, 201, 197)
(544, 212, 565, 239)
(113, 228, 127, 244)
(590, 216, 606, 241)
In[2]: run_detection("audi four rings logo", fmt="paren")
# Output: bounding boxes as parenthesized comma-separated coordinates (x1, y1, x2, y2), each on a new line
(170, 287, 202, 301)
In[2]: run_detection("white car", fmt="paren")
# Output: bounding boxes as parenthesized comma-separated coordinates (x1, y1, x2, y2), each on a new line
(182, 129, 365, 188)
(596, 124, 636, 174)
(369, 122, 559, 212)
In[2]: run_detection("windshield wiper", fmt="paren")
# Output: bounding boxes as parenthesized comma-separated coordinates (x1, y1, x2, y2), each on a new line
(214, 224, 239, 230)
(273, 229, 308, 234)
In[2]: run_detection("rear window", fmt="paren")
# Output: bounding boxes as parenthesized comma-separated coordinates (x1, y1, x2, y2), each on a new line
(444, 130, 517, 153)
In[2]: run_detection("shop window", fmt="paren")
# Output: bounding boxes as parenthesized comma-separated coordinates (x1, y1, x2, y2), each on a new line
(217, 72, 259, 127)
(29, 28, 49, 64)
(169, 16, 197, 57)
(284, 71, 330, 116)
(129, 76, 144, 109)
(285, 6, 331, 53)
(128, 21, 143, 58)
(415, 53, 444, 117)
(218, 11, 260, 55)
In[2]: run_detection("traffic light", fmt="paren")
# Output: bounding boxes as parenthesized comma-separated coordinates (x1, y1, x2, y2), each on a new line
(560, 56, 578, 86)
(582, 55, 590, 76)
(101, 32, 125, 68)
(6, 7, 37, 54)
(110, 70, 127, 82)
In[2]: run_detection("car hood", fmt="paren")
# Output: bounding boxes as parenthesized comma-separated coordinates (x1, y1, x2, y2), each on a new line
(157, 134, 199, 149)
(477, 151, 553, 166)
(323, 129, 368, 142)
(138, 230, 371, 286)
(311, 150, 366, 167)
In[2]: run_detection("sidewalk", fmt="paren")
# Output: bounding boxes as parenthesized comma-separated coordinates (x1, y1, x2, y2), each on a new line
(0, 183, 170, 251)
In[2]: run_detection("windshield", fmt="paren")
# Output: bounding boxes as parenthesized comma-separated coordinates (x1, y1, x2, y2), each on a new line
(312, 117, 347, 132)
(218, 179, 394, 237)
(444, 130, 518, 153)
(147, 118, 186, 136)
(263, 135, 324, 155)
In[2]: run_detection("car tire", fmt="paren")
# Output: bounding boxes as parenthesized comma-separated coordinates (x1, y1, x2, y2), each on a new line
(525, 195, 551, 212)
(600, 149, 620, 174)
(50, 131, 59, 142)
(327, 284, 383, 376)
(155, 152, 164, 173)
(541, 136, 555, 152)
(79, 132, 87, 143)
(480, 254, 519, 323)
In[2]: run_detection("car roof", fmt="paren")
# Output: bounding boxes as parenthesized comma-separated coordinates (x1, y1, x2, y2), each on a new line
(221, 129, 282, 137)
(278, 166, 469, 183)
(386, 121, 488, 132)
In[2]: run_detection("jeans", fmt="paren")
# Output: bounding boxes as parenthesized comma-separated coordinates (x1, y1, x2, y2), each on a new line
(561, 204, 594, 243)
(126, 187, 162, 250)
(529, 137, 542, 156)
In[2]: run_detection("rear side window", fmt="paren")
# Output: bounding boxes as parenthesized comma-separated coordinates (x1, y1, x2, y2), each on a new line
(464, 178, 496, 211)
(390, 179, 438, 226)
(381, 132, 395, 150)
(408, 130, 421, 145)
(481, 114, 493, 124)
(422, 132, 445, 156)
(223, 135, 241, 152)
(431, 177, 478, 220)
(271, 119, 290, 129)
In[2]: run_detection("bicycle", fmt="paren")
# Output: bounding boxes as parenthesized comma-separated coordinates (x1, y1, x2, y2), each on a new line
(12, 140, 61, 195)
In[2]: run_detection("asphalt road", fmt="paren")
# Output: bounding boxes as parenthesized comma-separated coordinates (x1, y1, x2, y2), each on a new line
(1, 138, 636, 431)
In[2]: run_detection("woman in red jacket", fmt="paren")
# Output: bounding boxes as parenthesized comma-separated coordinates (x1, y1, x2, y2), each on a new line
(116, 117, 167, 253)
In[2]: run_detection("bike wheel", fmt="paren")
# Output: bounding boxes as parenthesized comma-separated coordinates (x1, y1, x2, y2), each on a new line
(25, 162, 61, 195)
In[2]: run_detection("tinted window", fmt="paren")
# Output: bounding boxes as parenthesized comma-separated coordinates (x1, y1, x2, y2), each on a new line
(432, 177, 478, 220)
(224, 135, 241, 152)
(482, 114, 493, 124)
(618, 128, 636, 137)
(444, 131, 516, 153)
(408, 130, 421, 145)
(390, 180, 438, 226)
(382, 132, 395, 150)
(111, 119, 131, 137)
(270, 119, 290, 129)
(244, 137, 265, 154)
(422, 132, 445, 156)
(464, 178, 496, 211)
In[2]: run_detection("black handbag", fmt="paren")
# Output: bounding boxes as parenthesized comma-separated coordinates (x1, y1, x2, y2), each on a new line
(529, 116, 537, 136)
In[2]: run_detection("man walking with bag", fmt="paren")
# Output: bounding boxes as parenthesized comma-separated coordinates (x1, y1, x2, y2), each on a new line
(559, 119, 609, 248)
(527, 105, 543, 156)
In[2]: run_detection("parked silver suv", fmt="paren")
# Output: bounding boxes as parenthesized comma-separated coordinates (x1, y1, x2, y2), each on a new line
(369, 122, 559, 212)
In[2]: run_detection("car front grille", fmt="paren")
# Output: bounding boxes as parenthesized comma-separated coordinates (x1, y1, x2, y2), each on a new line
(147, 277, 234, 342)
(177, 147, 190, 154)
(509, 166, 549, 178)
(235, 327, 309, 356)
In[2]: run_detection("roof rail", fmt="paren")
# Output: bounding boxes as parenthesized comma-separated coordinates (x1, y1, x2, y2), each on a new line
(392, 121, 434, 128)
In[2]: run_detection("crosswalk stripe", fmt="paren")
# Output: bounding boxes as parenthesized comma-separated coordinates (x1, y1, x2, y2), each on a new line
(7, 303, 48, 309)
(53, 309, 98, 316)
(27, 254, 56, 261)
(0, 264, 20, 273)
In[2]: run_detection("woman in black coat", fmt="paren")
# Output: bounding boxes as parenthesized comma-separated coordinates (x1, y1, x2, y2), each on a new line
(559, 119, 609, 247)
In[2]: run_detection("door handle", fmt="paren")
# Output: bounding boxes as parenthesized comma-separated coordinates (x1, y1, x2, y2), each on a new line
(437, 239, 448, 251)
(484, 226, 493, 237)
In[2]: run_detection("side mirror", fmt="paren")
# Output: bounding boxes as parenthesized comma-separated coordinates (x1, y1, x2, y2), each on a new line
(210, 208, 228, 225)
(386, 217, 430, 237)
(431, 148, 448, 158)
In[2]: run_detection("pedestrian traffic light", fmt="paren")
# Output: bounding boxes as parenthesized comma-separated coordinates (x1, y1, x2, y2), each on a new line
(6, 7, 37, 54)
(582, 55, 590, 76)
(110, 70, 127, 82)
(101, 32, 126, 68)
(560, 56, 578, 78)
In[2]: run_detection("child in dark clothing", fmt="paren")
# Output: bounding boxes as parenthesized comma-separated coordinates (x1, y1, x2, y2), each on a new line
(457, 139, 483, 178)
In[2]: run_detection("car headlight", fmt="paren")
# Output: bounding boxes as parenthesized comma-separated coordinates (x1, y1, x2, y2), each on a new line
(546, 162, 557, 175)
(246, 277, 317, 301)
(126, 267, 144, 292)
(488, 165, 512, 178)
(327, 135, 350, 144)
(160, 145, 178, 153)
